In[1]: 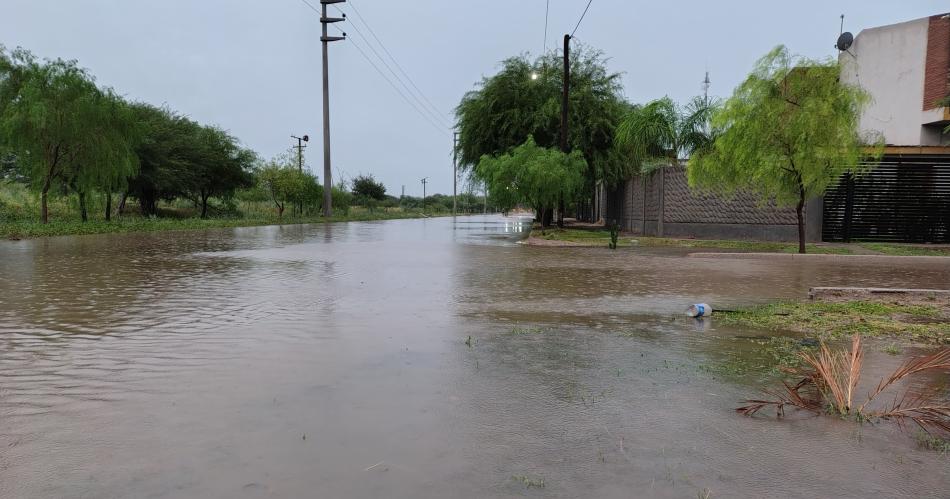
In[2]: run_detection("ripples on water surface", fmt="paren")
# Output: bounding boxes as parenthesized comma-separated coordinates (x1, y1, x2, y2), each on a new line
(0, 216, 948, 498)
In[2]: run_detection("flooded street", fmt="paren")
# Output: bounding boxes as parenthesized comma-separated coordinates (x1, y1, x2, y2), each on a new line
(1, 215, 948, 498)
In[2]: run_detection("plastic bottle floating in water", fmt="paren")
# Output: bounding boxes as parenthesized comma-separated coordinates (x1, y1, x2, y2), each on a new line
(685, 303, 712, 317)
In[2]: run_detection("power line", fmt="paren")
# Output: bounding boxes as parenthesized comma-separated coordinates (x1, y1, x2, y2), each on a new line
(543, 0, 550, 54)
(570, 0, 594, 38)
(300, 0, 447, 135)
(344, 0, 452, 128)
(330, 24, 448, 135)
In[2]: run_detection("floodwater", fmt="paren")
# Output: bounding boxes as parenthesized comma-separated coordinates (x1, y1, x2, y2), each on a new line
(0, 215, 948, 498)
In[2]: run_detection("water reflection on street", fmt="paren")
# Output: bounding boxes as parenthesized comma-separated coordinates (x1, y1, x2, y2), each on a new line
(0, 215, 947, 498)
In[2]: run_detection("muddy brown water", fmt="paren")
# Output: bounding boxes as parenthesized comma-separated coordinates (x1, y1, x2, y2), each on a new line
(1, 215, 948, 498)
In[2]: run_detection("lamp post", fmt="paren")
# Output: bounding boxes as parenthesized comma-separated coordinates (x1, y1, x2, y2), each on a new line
(291, 134, 309, 172)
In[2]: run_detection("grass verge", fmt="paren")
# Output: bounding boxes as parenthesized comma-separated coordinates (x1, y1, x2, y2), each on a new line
(717, 301, 950, 344)
(2, 211, 437, 240)
(533, 228, 852, 254)
(858, 242, 950, 257)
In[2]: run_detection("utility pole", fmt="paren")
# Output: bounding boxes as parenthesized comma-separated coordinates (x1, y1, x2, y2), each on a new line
(557, 33, 570, 226)
(320, 0, 346, 217)
(421, 177, 428, 213)
(291, 134, 309, 172)
(702, 71, 710, 105)
(452, 132, 458, 215)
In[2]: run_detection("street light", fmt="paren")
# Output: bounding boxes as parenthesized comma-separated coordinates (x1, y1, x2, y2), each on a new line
(291, 134, 309, 172)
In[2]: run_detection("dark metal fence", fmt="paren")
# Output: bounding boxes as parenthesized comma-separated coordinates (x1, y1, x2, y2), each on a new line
(823, 154, 950, 243)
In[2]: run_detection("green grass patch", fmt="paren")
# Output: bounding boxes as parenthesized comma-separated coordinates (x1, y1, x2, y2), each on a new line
(1, 210, 437, 240)
(717, 301, 949, 344)
(535, 228, 631, 247)
(633, 236, 853, 254)
(532, 229, 852, 253)
(701, 336, 815, 377)
(858, 242, 950, 257)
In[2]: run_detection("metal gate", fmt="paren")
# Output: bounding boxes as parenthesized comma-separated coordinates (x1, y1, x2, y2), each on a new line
(823, 154, 950, 243)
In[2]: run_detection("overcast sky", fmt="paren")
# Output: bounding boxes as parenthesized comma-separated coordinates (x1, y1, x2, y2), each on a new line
(2, 1, 946, 195)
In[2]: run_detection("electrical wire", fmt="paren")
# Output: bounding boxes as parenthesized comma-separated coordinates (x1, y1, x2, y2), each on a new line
(570, 0, 594, 38)
(332, 8, 452, 129)
(543, 0, 550, 54)
(344, 0, 452, 128)
(299, 0, 448, 135)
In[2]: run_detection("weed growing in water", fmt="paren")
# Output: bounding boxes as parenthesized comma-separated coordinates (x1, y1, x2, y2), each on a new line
(510, 326, 544, 335)
(512, 475, 545, 488)
(882, 343, 902, 355)
(914, 430, 950, 455)
(464, 336, 475, 348)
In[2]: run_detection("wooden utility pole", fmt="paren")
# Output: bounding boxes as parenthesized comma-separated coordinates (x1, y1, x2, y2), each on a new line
(557, 34, 570, 227)
(453, 132, 458, 215)
(421, 177, 428, 213)
(320, 0, 346, 217)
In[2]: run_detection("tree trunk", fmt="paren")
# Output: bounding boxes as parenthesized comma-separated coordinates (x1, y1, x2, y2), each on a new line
(105, 191, 112, 221)
(200, 193, 210, 219)
(277, 203, 284, 219)
(796, 189, 806, 254)
(78, 191, 88, 223)
(117, 192, 127, 215)
(40, 188, 49, 224)
(557, 196, 564, 228)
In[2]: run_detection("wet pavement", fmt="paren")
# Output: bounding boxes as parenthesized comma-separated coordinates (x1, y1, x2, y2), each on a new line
(0, 215, 948, 498)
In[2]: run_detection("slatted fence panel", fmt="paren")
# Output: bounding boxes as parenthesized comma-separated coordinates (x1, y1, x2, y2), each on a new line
(823, 155, 950, 243)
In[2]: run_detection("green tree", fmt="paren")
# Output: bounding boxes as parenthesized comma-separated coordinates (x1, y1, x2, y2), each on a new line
(190, 127, 256, 218)
(688, 46, 882, 253)
(477, 136, 586, 224)
(0, 48, 139, 223)
(455, 45, 631, 197)
(257, 160, 319, 218)
(351, 174, 387, 201)
(616, 96, 714, 173)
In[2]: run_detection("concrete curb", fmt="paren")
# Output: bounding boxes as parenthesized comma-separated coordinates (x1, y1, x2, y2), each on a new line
(687, 252, 950, 263)
(809, 287, 950, 301)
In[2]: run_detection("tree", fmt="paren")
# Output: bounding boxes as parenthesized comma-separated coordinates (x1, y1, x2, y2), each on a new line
(0, 48, 139, 223)
(189, 127, 255, 218)
(127, 103, 200, 217)
(477, 136, 586, 224)
(616, 96, 714, 173)
(257, 160, 319, 219)
(351, 174, 387, 201)
(455, 45, 632, 202)
(687, 46, 882, 253)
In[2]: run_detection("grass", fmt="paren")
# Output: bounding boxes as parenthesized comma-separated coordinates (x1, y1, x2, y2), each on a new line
(532, 228, 853, 254)
(0, 181, 460, 239)
(703, 336, 817, 377)
(858, 242, 950, 257)
(717, 301, 950, 344)
(915, 430, 950, 455)
(511, 475, 545, 489)
(1, 209, 442, 240)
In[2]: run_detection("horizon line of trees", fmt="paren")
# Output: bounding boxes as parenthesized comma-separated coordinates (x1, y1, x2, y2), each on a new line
(1, 46, 465, 225)
(0, 46, 264, 223)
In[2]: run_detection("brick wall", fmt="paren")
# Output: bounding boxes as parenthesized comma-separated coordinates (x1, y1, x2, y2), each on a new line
(923, 14, 950, 110)
(607, 166, 814, 241)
